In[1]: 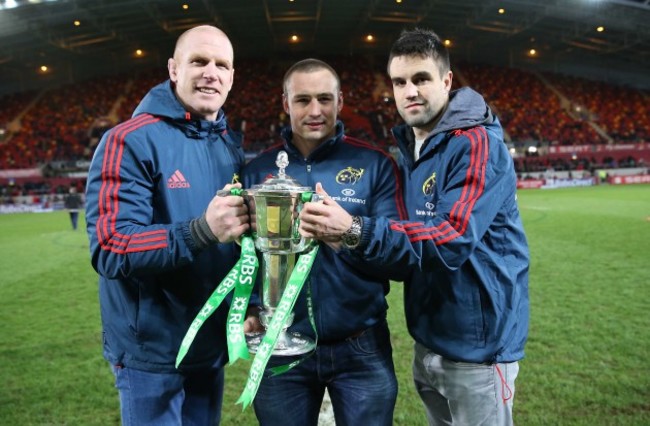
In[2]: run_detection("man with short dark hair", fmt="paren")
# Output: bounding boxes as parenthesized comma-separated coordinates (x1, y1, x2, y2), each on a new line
(299, 28, 530, 425)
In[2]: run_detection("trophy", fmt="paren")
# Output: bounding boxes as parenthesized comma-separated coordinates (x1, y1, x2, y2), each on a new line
(244, 151, 319, 356)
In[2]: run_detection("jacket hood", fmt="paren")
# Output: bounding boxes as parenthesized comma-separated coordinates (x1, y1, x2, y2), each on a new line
(132, 80, 228, 137)
(431, 86, 494, 136)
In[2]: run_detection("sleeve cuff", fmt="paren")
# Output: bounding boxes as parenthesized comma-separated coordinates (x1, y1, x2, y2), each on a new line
(357, 215, 373, 251)
(189, 213, 220, 250)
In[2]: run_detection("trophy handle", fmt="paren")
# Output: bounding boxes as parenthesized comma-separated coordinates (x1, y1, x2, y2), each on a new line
(300, 192, 324, 203)
(216, 188, 245, 197)
(292, 192, 324, 250)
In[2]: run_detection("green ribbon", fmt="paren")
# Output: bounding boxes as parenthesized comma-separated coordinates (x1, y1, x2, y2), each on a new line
(236, 244, 319, 409)
(175, 234, 257, 368)
(269, 280, 317, 376)
(177, 187, 321, 410)
(226, 236, 258, 364)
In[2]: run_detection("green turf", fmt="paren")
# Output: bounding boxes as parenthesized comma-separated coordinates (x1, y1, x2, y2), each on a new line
(0, 184, 648, 425)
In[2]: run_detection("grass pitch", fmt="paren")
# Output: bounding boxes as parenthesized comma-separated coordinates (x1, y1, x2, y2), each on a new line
(0, 184, 648, 425)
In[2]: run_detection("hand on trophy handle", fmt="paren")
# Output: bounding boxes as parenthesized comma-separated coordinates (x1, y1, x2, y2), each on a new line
(206, 183, 250, 243)
(298, 182, 352, 251)
(243, 306, 264, 334)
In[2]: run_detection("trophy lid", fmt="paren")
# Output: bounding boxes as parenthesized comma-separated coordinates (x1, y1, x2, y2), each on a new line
(249, 151, 311, 193)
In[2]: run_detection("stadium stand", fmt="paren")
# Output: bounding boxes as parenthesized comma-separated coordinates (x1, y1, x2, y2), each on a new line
(1, 59, 648, 204)
(542, 73, 650, 145)
(459, 63, 606, 146)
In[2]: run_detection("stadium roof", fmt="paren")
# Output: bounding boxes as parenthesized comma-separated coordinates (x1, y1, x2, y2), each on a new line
(0, 0, 649, 95)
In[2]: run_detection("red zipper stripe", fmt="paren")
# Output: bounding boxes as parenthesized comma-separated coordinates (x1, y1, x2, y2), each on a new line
(390, 128, 489, 245)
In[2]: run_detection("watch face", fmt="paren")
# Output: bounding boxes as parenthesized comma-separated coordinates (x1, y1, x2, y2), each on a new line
(344, 234, 360, 247)
(342, 216, 362, 248)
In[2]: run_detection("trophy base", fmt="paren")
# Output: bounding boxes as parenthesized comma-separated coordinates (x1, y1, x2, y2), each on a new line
(246, 331, 316, 356)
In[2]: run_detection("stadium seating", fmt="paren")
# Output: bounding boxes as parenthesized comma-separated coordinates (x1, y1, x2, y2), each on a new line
(542, 73, 649, 144)
(0, 58, 648, 201)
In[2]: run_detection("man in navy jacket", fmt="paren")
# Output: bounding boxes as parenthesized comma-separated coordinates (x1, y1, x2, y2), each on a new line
(299, 29, 530, 425)
(85, 25, 251, 425)
(243, 58, 406, 426)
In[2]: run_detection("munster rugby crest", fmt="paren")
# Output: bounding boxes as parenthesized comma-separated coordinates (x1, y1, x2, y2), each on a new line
(335, 167, 365, 185)
(422, 172, 436, 196)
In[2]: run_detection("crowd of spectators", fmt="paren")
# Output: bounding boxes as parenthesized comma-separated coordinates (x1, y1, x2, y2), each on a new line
(0, 91, 37, 131)
(543, 73, 649, 144)
(1, 57, 648, 192)
(459, 63, 605, 146)
(1, 75, 127, 169)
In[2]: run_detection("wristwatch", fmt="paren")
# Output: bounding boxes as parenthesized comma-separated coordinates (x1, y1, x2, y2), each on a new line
(341, 216, 363, 249)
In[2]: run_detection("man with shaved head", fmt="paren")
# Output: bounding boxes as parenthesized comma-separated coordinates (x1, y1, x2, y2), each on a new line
(86, 25, 251, 425)
(169, 25, 235, 121)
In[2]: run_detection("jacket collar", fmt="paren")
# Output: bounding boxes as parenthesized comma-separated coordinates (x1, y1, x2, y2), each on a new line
(280, 121, 345, 162)
(132, 80, 230, 140)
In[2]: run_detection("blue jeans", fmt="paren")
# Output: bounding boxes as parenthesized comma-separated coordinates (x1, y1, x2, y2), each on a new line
(111, 364, 224, 426)
(69, 211, 79, 230)
(413, 342, 520, 426)
(253, 320, 398, 426)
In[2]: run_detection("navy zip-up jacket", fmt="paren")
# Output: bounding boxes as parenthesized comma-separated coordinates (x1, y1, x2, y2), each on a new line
(243, 122, 406, 342)
(85, 80, 244, 372)
(355, 88, 530, 363)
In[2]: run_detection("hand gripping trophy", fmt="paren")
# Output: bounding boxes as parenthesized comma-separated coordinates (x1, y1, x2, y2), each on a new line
(176, 151, 320, 407)
(244, 151, 320, 356)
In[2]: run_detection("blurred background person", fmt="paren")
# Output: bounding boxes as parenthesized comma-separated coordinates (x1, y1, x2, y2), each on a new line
(63, 186, 83, 230)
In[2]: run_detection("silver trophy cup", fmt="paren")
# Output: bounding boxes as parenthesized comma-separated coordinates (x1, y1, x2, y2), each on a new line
(245, 151, 318, 356)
